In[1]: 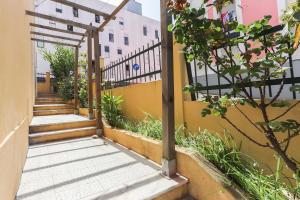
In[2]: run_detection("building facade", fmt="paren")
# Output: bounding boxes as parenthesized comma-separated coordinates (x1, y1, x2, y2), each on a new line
(34, 0, 161, 73)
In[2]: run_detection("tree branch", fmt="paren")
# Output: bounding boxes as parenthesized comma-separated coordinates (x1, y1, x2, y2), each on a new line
(271, 101, 300, 121)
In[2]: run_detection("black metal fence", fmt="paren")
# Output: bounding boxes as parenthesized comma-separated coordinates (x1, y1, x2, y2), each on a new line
(186, 25, 300, 101)
(36, 73, 46, 82)
(101, 39, 162, 89)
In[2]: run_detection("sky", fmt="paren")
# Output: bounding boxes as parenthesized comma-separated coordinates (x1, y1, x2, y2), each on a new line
(101, 0, 161, 21)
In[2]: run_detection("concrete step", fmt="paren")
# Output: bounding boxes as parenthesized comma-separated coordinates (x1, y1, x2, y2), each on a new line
(37, 93, 58, 98)
(29, 127, 97, 144)
(34, 104, 74, 111)
(33, 109, 74, 116)
(84, 172, 188, 200)
(30, 119, 96, 133)
(36, 97, 63, 101)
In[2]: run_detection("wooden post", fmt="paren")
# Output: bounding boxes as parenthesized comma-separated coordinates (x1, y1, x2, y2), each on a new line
(87, 28, 94, 120)
(93, 30, 103, 136)
(160, 0, 176, 177)
(74, 47, 79, 115)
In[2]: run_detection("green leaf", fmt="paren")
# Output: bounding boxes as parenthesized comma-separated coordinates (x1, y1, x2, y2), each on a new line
(201, 109, 211, 117)
(290, 85, 300, 93)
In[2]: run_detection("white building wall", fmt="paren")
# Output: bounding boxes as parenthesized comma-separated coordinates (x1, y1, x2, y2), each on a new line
(34, 0, 160, 73)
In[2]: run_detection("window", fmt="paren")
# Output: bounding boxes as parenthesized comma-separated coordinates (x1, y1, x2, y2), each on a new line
(155, 30, 159, 39)
(109, 33, 114, 43)
(104, 46, 110, 53)
(143, 26, 147, 36)
(73, 7, 79, 17)
(117, 49, 122, 55)
(37, 41, 44, 48)
(125, 64, 130, 76)
(124, 36, 129, 46)
(95, 14, 100, 23)
(56, 8, 62, 13)
(49, 21, 56, 27)
(104, 46, 110, 58)
(119, 17, 124, 30)
(67, 25, 73, 32)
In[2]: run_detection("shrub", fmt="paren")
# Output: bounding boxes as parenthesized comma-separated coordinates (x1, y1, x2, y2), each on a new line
(101, 94, 124, 127)
(78, 75, 88, 108)
(57, 76, 74, 101)
(41, 45, 74, 82)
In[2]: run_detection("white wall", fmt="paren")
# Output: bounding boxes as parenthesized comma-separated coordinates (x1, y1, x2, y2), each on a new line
(34, 0, 160, 73)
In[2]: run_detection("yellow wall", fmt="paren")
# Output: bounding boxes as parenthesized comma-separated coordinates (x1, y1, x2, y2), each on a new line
(37, 72, 51, 95)
(0, 0, 34, 199)
(104, 43, 300, 179)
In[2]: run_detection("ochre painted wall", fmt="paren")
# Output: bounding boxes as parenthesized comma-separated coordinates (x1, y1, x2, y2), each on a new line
(0, 0, 34, 199)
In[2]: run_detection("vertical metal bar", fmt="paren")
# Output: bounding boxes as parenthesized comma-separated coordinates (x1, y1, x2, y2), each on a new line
(87, 28, 94, 120)
(138, 48, 142, 83)
(93, 30, 103, 135)
(74, 47, 79, 114)
(160, 0, 176, 178)
(263, 35, 272, 97)
(143, 45, 147, 82)
(158, 38, 162, 79)
(147, 43, 151, 81)
(229, 46, 236, 97)
(287, 42, 296, 99)
(130, 52, 134, 83)
(244, 43, 253, 97)
(204, 63, 209, 96)
(215, 50, 221, 97)
(185, 58, 196, 101)
(134, 50, 137, 83)
(193, 60, 199, 99)
(152, 40, 157, 80)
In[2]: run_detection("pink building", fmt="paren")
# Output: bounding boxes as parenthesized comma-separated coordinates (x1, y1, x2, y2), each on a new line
(191, 0, 288, 26)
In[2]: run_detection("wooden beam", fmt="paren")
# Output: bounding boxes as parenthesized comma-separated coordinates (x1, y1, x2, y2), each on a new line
(30, 23, 85, 36)
(160, 0, 176, 178)
(31, 31, 82, 42)
(74, 47, 79, 115)
(31, 38, 78, 47)
(93, 30, 103, 136)
(26, 10, 97, 30)
(50, 0, 111, 19)
(87, 29, 94, 120)
(97, 0, 129, 32)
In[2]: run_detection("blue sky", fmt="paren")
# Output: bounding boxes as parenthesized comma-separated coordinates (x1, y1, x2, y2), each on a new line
(103, 0, 161, 21)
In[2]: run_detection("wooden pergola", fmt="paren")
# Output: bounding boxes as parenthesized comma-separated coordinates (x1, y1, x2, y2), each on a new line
(27, 0, 176, 178)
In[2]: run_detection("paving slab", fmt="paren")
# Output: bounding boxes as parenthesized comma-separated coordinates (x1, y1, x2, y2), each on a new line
(31, 115, 91, 126)
(16, 137, 187, 200)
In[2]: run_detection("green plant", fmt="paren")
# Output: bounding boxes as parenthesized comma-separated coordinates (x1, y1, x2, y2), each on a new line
(101, 94, 124, 127)
(117, 113, 299, 199)
(169, 0, 300, 177)
(57, 76, 74, 101)
(78, 75, 88, 108)
(41, 45, 75, 82)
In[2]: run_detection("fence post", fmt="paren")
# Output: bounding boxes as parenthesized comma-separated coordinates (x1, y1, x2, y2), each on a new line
(93, 30, 103, 136)
(74, 47, 79, 115)
(160, 0, 176, 178)
(46, 72, 51, 94)
(87, 27, 94, 120)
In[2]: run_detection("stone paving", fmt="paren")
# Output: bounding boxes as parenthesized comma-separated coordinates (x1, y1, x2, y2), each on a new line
(16, 137, 185, 200)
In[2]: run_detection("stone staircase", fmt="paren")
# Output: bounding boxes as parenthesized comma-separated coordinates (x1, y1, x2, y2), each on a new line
(30, 93, 96, 144)
(34, 95, 74, 116)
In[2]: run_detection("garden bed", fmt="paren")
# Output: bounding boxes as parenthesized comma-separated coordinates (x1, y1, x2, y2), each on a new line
(102, 121, 247, 200)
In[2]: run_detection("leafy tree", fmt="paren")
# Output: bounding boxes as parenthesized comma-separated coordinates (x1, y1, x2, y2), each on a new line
(41, 45, 75, 81)
(169, 0, 300, 177)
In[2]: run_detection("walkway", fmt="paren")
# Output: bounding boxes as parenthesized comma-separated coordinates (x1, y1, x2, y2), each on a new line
(16, 137, 187, 200)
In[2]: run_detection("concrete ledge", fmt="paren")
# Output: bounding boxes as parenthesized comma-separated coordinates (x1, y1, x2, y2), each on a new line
(102, 121, 247, 200)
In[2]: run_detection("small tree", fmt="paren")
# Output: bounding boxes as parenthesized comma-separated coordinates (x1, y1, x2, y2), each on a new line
(169, 0, 300, 177)
(41, 45, 75, 81)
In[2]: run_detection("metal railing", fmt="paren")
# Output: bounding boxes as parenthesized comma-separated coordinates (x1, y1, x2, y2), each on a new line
(186, 25, 300, 101)
(101, 39, 162, 89)
(36, 73, 46, 82)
